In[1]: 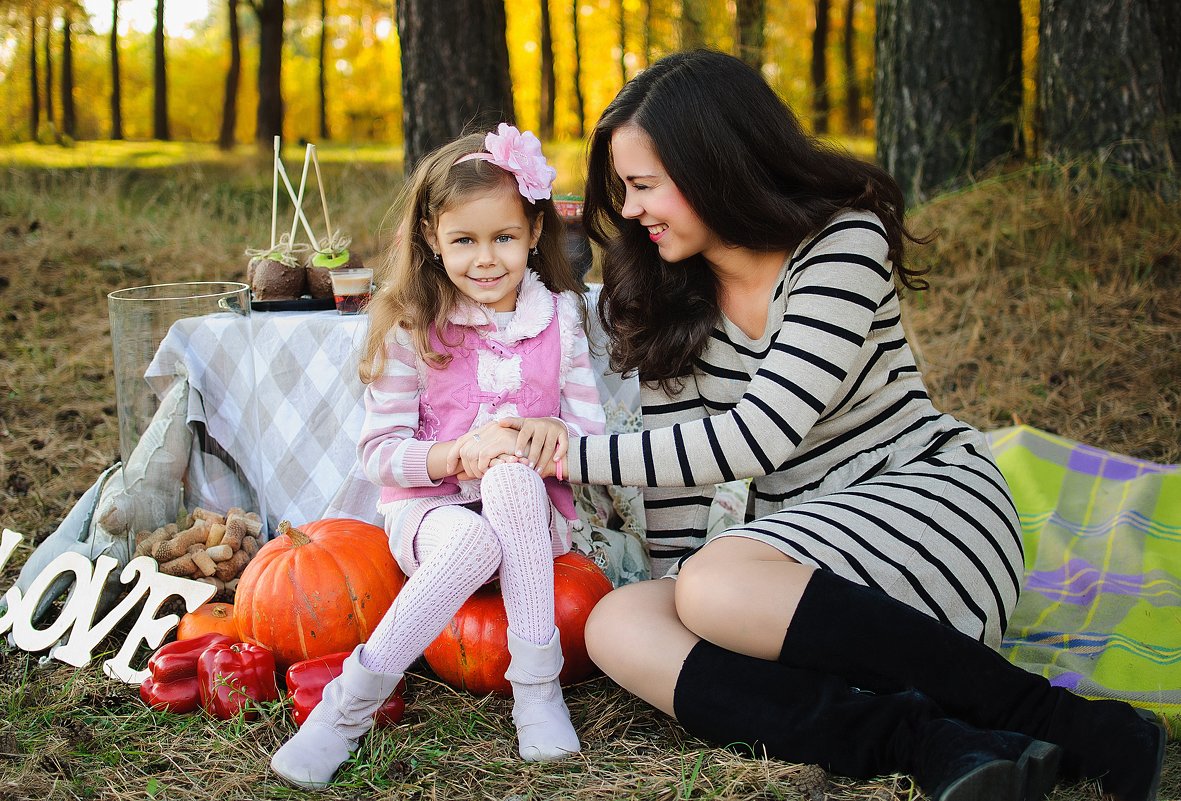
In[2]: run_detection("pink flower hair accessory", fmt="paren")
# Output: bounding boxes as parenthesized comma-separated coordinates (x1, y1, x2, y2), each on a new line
(455, 123, 557, 203)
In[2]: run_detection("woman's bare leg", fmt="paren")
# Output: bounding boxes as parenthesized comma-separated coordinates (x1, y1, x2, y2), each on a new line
(583, 579, 697, 717)
(674, 536, 813, 661)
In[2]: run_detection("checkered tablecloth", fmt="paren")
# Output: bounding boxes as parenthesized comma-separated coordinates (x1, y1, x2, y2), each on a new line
(146, 309, 384, 536)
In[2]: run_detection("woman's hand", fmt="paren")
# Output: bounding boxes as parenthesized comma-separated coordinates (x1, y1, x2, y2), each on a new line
(498, 417, 568, 480)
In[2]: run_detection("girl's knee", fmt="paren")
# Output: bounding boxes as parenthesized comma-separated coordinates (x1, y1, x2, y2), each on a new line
(434, 510, 502, 565)
(483, 460, 543, 488)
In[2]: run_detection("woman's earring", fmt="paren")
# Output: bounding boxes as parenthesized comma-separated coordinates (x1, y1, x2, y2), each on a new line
(530, 246, 539, 257)
(432, 251, 441, 261)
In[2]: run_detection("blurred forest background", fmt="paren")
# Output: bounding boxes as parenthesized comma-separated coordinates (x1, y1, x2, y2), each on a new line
(2, 0, 1177, 201)
(8, 0, 885, 146)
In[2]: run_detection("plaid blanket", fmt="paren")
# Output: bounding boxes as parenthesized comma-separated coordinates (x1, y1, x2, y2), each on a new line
(988, 425, 1181, 736)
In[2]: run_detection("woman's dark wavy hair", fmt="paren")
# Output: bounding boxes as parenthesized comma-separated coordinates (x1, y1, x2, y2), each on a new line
(584, 49, 928, 392)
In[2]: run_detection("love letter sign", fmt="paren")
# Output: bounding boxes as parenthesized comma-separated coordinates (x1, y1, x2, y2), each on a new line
(0, 528, 215, 684)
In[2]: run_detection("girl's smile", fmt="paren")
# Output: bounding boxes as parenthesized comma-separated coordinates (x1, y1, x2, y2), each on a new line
(427, 183, 543, 313)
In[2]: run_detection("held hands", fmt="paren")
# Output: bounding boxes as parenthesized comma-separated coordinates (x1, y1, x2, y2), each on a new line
(497, 416, 567, 480)
(445, 417, 568, 480)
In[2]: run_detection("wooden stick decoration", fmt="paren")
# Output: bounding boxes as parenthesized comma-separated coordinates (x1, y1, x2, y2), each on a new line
(271, 136, 281, 251)
(275, 151, 320, 246)
(311, 144, 333, 247)
(287, 143, 315, 246)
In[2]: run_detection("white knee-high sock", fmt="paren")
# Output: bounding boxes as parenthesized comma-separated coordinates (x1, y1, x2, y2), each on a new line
(360, 506, 501, 675)
(480, 462, 556, 647)
(481, 462, 579, 761)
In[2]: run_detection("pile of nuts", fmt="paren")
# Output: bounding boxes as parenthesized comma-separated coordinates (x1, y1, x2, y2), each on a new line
(134, 507, 263, 599)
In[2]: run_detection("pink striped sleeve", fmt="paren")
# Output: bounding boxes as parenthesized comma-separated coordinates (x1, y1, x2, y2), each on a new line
(357, 333, 442, 488)
(559, 301, 605, 437)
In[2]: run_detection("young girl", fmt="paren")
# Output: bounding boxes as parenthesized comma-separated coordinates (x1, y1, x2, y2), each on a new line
(270, 124, 605, 790)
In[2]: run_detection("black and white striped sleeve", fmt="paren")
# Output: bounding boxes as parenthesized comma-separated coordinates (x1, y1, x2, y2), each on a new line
(571, 212, 892, 489)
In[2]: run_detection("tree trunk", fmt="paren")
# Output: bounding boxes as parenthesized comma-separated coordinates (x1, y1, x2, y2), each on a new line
(875, 0, 1022, 202)
(319, 0, 330, 140)
(111, 0, 123, 140)
(44, 13, 55, 128)
(154, 0, 170, 140)
(1143, 0, 1180, 165)
(1039, 0, 1178, 171)
(571, 0, 585, 137)
(397, 0, 515, 172)
(29, 11, 39, 140)
(680, 0, 706, 50)
(219, 0, 242, 150)
(618, 0, 627, 87)
(735, 0, 765, 72)
(539, 0, 555, 140)
(842, 0, 862, 135)
(251, 0, 284, 147)
(811, 0, 830, 134)
(643, 0, 653, 67)
(62, 12, 77, 139)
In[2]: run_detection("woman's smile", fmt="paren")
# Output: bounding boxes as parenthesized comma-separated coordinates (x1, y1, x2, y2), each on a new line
(610, 124, 722, 263)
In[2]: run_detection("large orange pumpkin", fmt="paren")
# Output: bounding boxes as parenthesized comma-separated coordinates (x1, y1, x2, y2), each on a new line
(234, 519, 405, 668)
(423, 550, 613, 695)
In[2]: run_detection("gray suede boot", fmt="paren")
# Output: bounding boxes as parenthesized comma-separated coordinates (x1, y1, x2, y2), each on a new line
(504, 628, 581, 761)
(270, 645, 404, 790)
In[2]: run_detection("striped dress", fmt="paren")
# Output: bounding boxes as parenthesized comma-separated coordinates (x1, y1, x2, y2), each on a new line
(569, 210, 1023, 647)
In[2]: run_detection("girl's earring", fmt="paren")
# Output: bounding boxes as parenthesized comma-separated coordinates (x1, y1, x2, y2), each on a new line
(530, 246, 539, 257)
(432, 251, 441, 262)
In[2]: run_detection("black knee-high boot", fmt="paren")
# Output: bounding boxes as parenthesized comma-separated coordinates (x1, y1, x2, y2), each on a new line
(778, 569, 1166, 801)
(673, 640, 1061, 801)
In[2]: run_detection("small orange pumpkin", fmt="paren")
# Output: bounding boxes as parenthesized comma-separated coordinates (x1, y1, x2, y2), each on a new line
(177, 602, 238, 641)
(423, 550, 613, 695)
(234, 519, 405, 668)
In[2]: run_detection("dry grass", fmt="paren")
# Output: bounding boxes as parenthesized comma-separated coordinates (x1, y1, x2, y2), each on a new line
(904, 160, 1181, 464)
(0, 155, 1179, 800)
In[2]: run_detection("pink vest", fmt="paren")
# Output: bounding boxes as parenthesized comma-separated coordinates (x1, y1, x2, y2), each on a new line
(385, 295, 577, 519)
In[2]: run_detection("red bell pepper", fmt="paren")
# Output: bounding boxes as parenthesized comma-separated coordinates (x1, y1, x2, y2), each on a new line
(139, 632, 235, 714)
(196, 641, 281, 720)
(286, 651, 407, 728)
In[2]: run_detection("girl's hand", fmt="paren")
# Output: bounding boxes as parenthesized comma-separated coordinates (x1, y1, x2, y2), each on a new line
(498, 417, 567, 478)
(455, 424, 521, 478)
(446, 423, 510, 477)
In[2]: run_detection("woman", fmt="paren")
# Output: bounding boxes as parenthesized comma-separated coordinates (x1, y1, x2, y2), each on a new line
(490, 50, 1164, 801)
